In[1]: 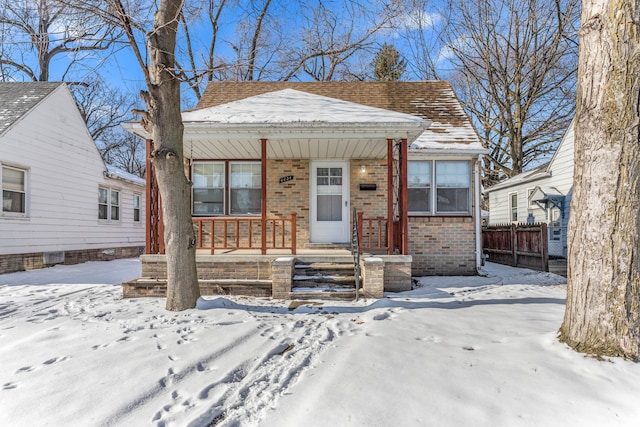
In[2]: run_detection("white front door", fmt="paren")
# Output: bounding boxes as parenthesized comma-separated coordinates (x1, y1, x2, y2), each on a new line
(310, 161, 349, 243)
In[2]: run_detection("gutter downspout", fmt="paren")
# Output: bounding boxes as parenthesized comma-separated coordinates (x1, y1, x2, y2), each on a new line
(475, 155, 483, 273)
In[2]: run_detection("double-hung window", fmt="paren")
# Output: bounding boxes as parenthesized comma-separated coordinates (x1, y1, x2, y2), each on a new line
(408, 160, 471, 215)
(133, 194, 141, 222)
(509, 192, 518, 222)
(230, 163, 261, 215)
(2, 165, 27, 216)
(192, 161, 261, 215)
(99, 187, 120, 221)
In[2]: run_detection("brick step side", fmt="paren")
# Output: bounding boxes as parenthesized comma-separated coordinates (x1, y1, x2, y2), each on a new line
(123, 278, 272, 298)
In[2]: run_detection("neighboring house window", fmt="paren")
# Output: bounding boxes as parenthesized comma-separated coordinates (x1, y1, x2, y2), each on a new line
(510, 192, 518, 222)
(230, 162, 261, 215)
(133, 194, 141, 222)
(408, 160, 471, 215)
(1, 165, 27, 215)
(99, 187, 120, 221)
(192, 161, 262, 216)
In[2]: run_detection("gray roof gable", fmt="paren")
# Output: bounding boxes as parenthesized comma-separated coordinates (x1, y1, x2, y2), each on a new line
(0, 82, 64, 136)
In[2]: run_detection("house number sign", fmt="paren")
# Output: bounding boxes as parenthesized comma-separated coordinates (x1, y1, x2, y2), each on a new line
(279, 175, 294, 183)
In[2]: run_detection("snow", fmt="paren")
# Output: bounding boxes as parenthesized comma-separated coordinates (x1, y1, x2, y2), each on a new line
(182, 89, 426, 125)
(411, 122, 485, 152)
(2, 259, 639, 426)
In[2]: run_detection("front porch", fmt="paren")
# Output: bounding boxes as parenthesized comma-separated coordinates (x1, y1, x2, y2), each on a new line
(124, 251, 412, 300)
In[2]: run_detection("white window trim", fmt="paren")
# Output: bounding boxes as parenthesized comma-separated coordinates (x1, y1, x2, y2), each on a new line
(229, 161, 261, 216)
(509, 191, 518, 223)
(192, 161, 225, 216)
(1, 163, 29, 219)
(192, 161, 262, 216)
(99, 186, 121, 223)
(408, 159, 472, 216)
(133, 193, 141, 223)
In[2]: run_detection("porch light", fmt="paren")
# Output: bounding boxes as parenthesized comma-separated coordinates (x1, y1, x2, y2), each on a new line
(360, 165, 366, 173)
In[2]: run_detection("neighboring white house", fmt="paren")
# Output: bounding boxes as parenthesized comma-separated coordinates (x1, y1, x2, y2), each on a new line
(485, 121, 574, 258)
(0, 82, 145, 274)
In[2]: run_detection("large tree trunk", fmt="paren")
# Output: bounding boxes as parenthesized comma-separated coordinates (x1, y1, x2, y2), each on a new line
(559, 0, 640, 360)
(146, 0, 200, 311)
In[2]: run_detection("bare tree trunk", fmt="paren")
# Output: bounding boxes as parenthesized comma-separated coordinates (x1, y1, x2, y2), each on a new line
(146, 0, 200, 311)
(559, 0, 640, 360)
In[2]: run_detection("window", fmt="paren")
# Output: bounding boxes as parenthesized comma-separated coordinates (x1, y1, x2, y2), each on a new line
(133, 194, 141, 222)
(230, 163, 261, 215)
(99, 187, 120, 221)
(509, 192, 518, 222)
(192, 161, 261, 215)
(192, 162, 225, 215)
(2, 165, 27, 215)
(408, 161, 431, 213)
(408, 160, 471, 215)
(436, 161, 470, 213)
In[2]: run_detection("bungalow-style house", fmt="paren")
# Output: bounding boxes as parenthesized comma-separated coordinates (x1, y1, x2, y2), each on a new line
(124, 82, 487, 299)
(0, 82, 145, 274)
(485, 121, 574, 258)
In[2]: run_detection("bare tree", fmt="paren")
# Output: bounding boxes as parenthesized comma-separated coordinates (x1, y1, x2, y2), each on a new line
(443, 0, 579, 186)
(72, 77, 138, 141)
(280, 0, 405, 81)
(559, 0, 640, 360)
(396, 0, 448, 80)
(0, 0, 119, 82)
(78, 0, 200, 311)
(99, 129, 147, 177)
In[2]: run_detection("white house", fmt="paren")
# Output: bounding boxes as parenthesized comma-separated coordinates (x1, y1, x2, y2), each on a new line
(485, 121, 574, 257)
(0, 82, 145, 274)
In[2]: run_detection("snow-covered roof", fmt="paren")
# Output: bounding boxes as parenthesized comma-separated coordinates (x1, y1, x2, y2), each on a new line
(485, 162, 551, 193)
(182, 89, 426, 125)
(0, 82, 64, 136)
(194, 81, 486, 153)
(105, 164, 145, 186)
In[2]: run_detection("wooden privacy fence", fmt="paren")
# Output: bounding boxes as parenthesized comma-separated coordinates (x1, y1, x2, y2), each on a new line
(482, 223, 548, 271)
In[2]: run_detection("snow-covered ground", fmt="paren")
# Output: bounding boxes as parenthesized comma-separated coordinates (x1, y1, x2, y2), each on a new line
(1, 259, 639, 427)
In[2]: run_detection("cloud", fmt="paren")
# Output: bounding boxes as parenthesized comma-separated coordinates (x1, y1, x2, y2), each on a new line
(396, 10, 443, 30)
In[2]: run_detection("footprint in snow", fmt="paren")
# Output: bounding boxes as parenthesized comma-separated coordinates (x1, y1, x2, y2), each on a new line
(3, 382, 18, 390)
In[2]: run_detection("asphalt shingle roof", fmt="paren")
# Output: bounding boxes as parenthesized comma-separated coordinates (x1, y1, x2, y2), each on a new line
(195, 81, 482, 148)
(0, 82, 63, 136)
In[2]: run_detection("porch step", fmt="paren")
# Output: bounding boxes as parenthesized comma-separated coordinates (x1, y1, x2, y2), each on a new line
(292, 259, 357, 296)
(289, 290, 357, 301)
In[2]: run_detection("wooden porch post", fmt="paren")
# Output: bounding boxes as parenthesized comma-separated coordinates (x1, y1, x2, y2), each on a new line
(400, 138, 409, 255)
(387, 138, 394, 255)
(261, 138, 267, 255)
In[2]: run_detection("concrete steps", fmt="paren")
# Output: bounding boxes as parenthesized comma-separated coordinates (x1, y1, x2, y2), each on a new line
(291, 259, 358, 300)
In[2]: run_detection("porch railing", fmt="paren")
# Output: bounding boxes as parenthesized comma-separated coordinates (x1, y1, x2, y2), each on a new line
(193, 212, 296, 254)
(357, 212, 391, 253)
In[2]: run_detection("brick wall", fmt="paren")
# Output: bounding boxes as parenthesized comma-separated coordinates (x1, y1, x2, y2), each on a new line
(408, 216, 477, 275)
(266, 159, 310, 247)
(141, 254, 274, 281)
(0, 246, 143, 275)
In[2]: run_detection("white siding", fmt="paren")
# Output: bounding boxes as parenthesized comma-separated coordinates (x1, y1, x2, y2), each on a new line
(0, 85, 145, 255)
